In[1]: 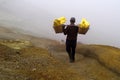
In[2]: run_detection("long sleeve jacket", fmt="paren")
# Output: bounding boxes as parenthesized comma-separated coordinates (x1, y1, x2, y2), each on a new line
(63, 25, 78, 40)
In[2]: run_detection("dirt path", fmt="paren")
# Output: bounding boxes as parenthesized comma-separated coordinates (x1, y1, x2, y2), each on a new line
(51, 49, 120, 80)
(29, 37, 120, 80)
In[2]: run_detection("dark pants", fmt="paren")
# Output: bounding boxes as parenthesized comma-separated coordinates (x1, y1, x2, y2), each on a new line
(66, 39, 77, 62)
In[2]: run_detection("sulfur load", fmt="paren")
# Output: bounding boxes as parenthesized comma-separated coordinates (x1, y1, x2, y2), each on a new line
(53, 17, 66, 33)
(78, 18, 90, 34)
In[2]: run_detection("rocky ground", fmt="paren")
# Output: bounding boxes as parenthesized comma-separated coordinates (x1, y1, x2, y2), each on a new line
(0, 26, 120, 80)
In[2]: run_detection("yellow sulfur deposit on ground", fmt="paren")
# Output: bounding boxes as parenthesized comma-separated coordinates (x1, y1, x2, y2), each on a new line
(0, 39, 32, 50)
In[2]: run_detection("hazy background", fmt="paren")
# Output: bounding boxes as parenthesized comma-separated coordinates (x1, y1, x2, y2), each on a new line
(0, 0, 120, 48)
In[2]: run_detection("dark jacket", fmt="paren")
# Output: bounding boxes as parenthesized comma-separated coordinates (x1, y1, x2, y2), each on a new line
(63, 25, 78, 40)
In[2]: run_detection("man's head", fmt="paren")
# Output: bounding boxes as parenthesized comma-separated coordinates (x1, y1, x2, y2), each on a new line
(70, 17, 75, 23)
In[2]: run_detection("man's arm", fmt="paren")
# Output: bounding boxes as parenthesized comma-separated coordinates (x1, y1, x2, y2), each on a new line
(62, 25, 68, 35)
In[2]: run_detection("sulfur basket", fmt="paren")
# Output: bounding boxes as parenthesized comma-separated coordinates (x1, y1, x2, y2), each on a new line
(78, 27, 89, 34)
(53, 26, 63, 33)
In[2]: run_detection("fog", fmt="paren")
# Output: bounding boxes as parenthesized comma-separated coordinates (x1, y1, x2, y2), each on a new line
(0, 0, 120, 48)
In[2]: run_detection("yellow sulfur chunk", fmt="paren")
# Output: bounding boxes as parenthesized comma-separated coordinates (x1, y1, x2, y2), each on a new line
(53, 19, 61, 27)
(53, 17, 66, 26)
(58, 17, 66, 24)
(79, 18, 90, 29)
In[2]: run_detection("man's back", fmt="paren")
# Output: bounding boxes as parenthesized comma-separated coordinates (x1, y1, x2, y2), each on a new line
(63, 25, 78, 40)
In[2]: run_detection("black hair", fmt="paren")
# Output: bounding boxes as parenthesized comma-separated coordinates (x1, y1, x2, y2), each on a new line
(70, 17, 75, 23)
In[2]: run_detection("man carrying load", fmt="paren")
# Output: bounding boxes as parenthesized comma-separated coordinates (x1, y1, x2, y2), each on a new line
(53, 17, 90, 63)
(63, 17, 78, 63)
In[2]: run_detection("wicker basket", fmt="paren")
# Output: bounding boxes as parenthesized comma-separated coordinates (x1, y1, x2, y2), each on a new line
(78, 27, 89, 34)
(53, 26, 63, 33)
